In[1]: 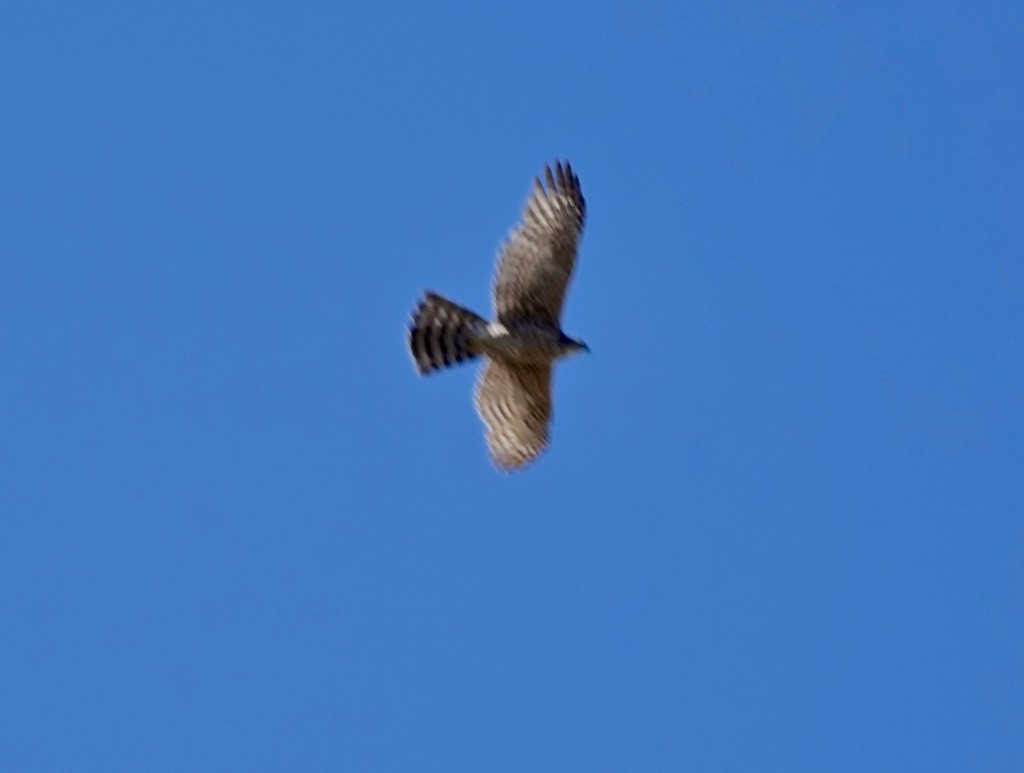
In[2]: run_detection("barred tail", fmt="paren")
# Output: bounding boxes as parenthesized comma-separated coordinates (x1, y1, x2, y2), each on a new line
(408, 292, 486, 375)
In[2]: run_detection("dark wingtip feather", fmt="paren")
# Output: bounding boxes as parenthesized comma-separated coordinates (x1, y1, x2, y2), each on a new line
(544, 165, 555, 190)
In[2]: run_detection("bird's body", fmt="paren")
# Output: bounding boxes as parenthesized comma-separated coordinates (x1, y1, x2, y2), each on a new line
(408, 161, 587, 470)
(478, 322, 575, 365)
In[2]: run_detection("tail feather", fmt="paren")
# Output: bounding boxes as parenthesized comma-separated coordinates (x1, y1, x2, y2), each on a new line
(408, 292, 486, 375)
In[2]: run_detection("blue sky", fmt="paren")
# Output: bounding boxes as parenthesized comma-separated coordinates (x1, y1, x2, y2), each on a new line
(2, 2, 1022, 770)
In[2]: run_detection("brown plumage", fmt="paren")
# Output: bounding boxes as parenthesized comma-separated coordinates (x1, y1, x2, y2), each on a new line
(408, 161, 587, 470)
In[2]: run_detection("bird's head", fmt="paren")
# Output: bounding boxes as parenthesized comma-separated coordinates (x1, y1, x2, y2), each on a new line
(560, 332, 590, 356)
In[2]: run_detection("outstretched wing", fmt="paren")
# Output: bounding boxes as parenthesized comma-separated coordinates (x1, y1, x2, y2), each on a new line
(473, 360, 552, 470)
(492, 161, 586, 327)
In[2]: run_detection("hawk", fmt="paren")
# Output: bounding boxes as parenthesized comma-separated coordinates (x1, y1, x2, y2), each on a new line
(408, 161, 588, 470)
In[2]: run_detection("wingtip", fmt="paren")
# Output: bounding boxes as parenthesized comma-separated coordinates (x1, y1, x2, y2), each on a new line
(541, 159, 580, 196)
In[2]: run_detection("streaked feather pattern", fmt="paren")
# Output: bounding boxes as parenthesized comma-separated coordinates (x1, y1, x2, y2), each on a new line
(492, 161, 586, 327)
(407, 161, 587, 470)
(474, 361, 552, 470)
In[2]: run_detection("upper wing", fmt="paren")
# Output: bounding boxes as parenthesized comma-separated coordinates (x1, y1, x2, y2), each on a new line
(473, 360, 552, 471)
(492, 162, 586, 327)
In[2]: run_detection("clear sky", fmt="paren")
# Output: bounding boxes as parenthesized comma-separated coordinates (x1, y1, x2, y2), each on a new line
(2, 2, 1022, 770)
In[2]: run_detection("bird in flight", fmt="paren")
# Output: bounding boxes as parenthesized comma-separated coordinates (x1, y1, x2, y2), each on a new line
(408, 161, 588, 470)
